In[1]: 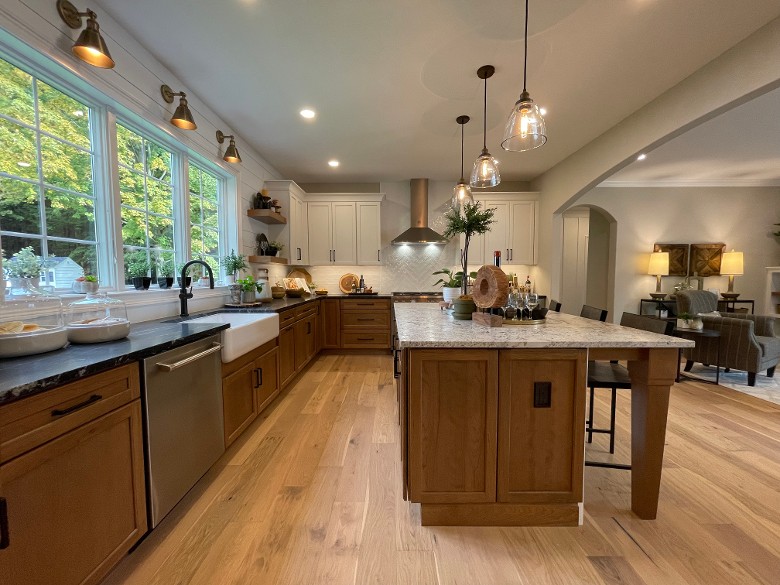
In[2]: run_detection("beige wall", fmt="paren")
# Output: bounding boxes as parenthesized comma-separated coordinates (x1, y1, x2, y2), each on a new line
(578, 186, 780, 320)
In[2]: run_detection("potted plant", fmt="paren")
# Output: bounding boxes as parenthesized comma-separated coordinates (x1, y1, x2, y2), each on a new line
(442, 201, 496, 296)
(221, 249, 247, 284)
(267, 240, 285, 257)
(175, 262, 191, 288)
(677, 311, 703, 330)
(236, 275, 263, 304)
(3, 246, 46, 292)
(433, 268, 474, 303)
(73, 274, 99, 294)
(126, 255, 152, 290)
(156, 256, 175, 289)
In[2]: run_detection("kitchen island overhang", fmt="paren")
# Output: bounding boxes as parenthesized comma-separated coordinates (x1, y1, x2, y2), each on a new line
(394, 304, 693, 526)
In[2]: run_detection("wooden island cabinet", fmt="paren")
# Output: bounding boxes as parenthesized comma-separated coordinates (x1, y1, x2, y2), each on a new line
(0, 364, 147, 585)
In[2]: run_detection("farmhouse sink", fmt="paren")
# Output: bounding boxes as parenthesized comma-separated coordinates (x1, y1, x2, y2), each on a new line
(185, 312, 279, 362)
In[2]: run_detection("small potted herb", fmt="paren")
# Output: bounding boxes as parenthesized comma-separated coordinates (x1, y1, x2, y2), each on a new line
(3, 246, 46, 291)
(73, 274, 99, 294)
(221, 249, 247, 284)
(236, 275, 263, 304)
(432, 268, 475, 303)
(126, 255, 152, 290)
(156, 257, 175, 289)
(266, 240, 285, 257)
(175, 262, 191, 288)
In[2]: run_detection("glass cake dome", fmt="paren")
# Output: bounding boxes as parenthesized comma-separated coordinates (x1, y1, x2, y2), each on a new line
(66, 293, 130, 344)
(0, 283, 67, 358)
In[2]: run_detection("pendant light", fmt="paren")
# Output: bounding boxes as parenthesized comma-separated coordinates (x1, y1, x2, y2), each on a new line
(501, 0, 547, 151)
(452, 115, 474, 209)
(470, 65, 501, 189)
(56, 0, 115, 69)
(161, 85, 197, 130)
(216, 130, 241, 163)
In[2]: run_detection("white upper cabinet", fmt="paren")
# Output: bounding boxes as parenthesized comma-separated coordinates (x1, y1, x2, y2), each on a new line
(263, 180, 309, 264)
(356, 202, 382, 265)
(464, 195, 538, 266)
(305, 194, 383, 266)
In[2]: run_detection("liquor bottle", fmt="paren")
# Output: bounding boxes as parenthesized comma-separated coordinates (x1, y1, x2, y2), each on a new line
(358, 274, 365, 293)
(493, 250, 501, 267)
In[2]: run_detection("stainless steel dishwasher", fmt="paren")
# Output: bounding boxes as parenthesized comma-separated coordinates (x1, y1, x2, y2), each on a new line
(142, 334, 224, 528)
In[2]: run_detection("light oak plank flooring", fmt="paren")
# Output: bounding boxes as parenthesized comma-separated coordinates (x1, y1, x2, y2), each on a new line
(103, 355, 780, 585)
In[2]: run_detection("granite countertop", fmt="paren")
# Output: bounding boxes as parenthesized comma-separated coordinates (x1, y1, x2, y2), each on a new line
(394, 304, 695, 349)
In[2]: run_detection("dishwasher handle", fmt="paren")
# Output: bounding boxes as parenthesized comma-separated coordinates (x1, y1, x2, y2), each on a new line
(156, 342, 222, 372)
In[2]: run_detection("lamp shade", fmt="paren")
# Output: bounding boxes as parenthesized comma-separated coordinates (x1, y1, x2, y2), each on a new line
(721, 250, 743, 275)
(171, 97, 197, 130)
(647, 252, 669, 276)
(502, 92, 547, 152)
(72, 19, 115, 68)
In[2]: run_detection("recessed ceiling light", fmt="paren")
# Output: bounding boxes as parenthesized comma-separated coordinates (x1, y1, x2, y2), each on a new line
(300, 109, 316, 119)
(637, 153, 647, 161)
(17, 161, 31, 167)
(328, 160, 339, 167)
(539, 107, 547, 116)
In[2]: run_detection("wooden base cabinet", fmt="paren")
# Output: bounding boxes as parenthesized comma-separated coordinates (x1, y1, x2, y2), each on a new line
(321, 298, 341, 348)
(403, 348, 585, 526)
(221, 340, 280, 448)
(0, 365, 147, 585)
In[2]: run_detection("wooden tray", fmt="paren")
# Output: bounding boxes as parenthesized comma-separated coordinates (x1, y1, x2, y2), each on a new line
(503, 318, 547, 325)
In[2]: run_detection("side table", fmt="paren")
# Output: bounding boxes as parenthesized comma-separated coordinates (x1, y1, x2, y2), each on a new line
(674, 327, 721, 385)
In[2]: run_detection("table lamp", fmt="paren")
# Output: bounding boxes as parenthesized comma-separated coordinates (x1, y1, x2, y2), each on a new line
(648, 252, 669, 299)
(720, 250, 743, 299)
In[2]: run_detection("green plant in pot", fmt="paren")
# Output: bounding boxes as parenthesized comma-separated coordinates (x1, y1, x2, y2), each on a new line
(3, 246, 47, 292)
(126, 253, 151, 290)
(442, 201, 496, 296)
(236, 275, 263, 304)
(433, 268, 477, 303)
(267, 240, 285, 257)
(156, 256, 175, 289)
(221, 249, 247, 284)
(73, 274, 99, 294)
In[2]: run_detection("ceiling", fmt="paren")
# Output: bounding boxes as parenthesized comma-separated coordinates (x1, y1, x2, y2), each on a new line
(601, 85, 780, 187)
(94, 0, 780, 184)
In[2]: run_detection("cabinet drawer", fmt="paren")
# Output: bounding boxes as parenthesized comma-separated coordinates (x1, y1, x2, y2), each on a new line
(295, 303, 318, 320)
(0, 364, 140, 464)
(342, 298, 390, 311)
(342, 311, 390, 329)
(342, 331, 391, 348)
(279, 308, 298, 327)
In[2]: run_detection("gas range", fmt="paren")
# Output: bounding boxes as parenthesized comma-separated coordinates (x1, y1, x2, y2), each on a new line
(391, 291, 444, 303)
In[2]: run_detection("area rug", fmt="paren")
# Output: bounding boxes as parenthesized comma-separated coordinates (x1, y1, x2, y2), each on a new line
(682, 363, 780, 406)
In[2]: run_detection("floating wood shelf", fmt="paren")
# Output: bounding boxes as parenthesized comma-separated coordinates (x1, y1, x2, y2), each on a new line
(248, 256, 289, 265)
(246, 209, 287, 224)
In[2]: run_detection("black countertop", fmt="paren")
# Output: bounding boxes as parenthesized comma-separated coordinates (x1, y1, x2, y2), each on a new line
(0, 293, 392, 405)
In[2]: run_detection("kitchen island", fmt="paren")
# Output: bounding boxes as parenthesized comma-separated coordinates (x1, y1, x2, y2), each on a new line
(394, 304, 693, 526)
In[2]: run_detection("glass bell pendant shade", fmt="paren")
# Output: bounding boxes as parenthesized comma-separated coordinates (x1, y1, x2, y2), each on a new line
(501, 91, 547, 152)
(470, 149, 501, 188)
(452, 180, 474, 208)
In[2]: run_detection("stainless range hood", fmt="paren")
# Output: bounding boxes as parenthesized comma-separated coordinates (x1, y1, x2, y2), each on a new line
(391, 178, 448, 245)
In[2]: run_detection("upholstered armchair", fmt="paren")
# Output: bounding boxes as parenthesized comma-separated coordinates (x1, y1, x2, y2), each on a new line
(676, 290, 779, 386)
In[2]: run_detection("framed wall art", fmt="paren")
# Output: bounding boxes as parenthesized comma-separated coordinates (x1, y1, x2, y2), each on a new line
(690, 243, 726, 277)
(653, 243, 689, 276)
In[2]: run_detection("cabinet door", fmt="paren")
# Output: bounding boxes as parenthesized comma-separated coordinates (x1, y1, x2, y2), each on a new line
(331, 202, 356, 265)
(509, 201, 536, 265)
(0, 401, 146, 585)
(408, 349, 498, 503)
(279, 325, 296, 387)
(483, 201, 510, 264)
(497, 349, 586, 503)
(296, 196, 309, 264)
(356, 202, 382, 265)
(255, 348, 279, 413)
(222, 360, 258, 448)
(321, 299, 341, 348)
(294, 315, 316, 370)
(307, 202, 333, 265)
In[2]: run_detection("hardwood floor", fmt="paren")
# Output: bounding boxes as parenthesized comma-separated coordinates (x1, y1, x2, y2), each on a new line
(102, 354, 780, 585)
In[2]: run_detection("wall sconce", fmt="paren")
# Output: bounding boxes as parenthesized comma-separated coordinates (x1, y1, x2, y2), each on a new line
(56, 0, 115, 69)
(161, 85, 197, 130)
(720, 250, 744, 299)
(216, 130, 241, 163)
(647, 252, 669, 299)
